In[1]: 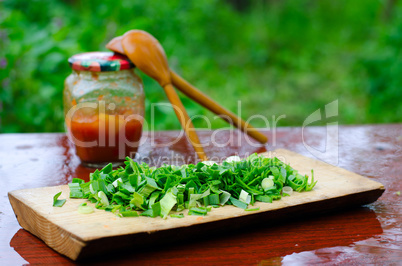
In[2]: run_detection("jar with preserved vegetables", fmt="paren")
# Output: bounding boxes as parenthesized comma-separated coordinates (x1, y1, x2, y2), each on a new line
(64, 52, 145, 167)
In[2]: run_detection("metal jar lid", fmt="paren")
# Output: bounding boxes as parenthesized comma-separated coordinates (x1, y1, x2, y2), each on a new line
(68, 52, 135, 72)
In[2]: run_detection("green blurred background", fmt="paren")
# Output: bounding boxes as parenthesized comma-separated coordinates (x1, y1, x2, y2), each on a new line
(1, 0, 401, 133)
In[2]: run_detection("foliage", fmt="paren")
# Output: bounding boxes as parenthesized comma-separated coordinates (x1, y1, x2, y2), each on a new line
(0, 0, 401, 133)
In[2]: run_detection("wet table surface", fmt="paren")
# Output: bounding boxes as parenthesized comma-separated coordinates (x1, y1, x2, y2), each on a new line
(0, 125, 401, 265)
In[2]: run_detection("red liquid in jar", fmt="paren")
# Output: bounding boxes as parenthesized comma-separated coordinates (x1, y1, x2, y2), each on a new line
(67, 113, 143, 164)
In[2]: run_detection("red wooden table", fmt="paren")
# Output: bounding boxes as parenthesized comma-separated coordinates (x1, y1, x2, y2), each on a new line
(1, 125, 401, 265)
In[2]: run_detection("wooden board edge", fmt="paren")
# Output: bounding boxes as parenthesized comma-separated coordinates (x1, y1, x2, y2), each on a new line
(75, 186, 385, 261)
(8, 191, 86, 261)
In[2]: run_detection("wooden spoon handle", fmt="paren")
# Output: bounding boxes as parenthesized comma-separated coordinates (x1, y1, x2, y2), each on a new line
(170, 71, 268, 144)
(162, 83, 208, 161)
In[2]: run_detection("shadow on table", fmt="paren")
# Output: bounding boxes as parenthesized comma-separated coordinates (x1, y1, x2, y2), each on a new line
(10, 207, 382, 265)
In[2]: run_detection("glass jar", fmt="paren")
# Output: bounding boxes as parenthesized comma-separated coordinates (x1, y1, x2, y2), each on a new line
(64, 52, 145, 168)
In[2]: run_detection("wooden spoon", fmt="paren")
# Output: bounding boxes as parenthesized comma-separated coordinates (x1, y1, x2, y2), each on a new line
(115, 30, 208, 160)
(107, 34, 268, 144)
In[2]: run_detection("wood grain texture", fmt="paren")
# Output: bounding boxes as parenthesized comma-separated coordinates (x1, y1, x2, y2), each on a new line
(8, 149, 384, 261)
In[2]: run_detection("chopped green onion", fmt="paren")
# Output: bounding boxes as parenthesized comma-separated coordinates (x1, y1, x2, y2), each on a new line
(138, 177, 161, 198)
(98, 191, 109, 206)
(203, 196, 209, 206)
(159, 188, 177, 219)
(131, 192, 145, 210)
(219, 190, 231, 205)
(255, 195, 272, 203)
(188, 207, 209, 216)
(189, 189, 210, 208)
(230, 197, 248, 209)
(282, 186, 293, 195)
(120, 210, 139, 217)
(170, 213, 184, 218)
(89, 183, 95, 194)
(305, 170, 318, 191)
(151, 202, 161, 217)
(245, 207, 260, 211)
(208, 194, 220, 205)
(148, 191, 161, 208)
(68, 183, 84, 198)
(72, 178, 84, 184)
(66, 153, 317, 218)
(78, 204, 94, 214)
(239, 189, 251, 204)
(140, 209, 153, 217)
(112, 178, 122, 188)
(261, 178, 274, 191)
(53, 192, 66, 207)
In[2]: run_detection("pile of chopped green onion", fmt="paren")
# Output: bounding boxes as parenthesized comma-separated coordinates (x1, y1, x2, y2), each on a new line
(64, 154, 317, 218)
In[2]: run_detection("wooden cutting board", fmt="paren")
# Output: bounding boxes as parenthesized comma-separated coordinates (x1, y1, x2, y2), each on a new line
(8, 149, 384, 261)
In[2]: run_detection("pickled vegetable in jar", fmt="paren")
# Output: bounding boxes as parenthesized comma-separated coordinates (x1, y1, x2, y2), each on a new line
(64, 52, 145, 167)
